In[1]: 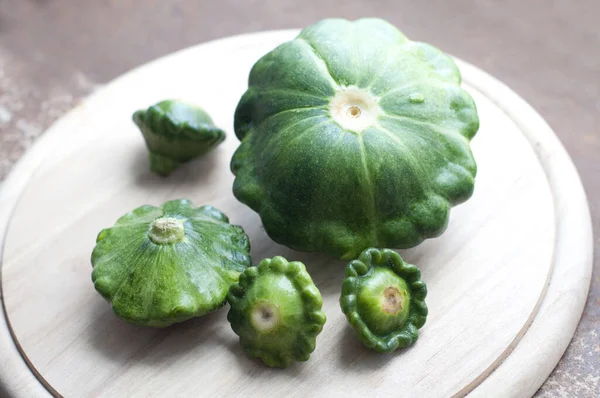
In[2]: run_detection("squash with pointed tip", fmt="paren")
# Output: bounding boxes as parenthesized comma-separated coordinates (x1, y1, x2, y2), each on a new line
(133, 100, 225, 176)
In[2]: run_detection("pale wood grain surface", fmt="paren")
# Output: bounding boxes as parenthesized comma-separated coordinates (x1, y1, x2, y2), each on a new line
(0, 31, 591, 398)
(461, 62, 595, 398)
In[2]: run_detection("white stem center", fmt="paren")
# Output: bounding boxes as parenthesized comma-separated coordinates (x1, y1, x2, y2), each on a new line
(347, 106, 361, 118)
(148, 217, 185, 245)
(382, 287, 404, 314)
(250, 301, 280, 333)
(329, 87, 380, 134)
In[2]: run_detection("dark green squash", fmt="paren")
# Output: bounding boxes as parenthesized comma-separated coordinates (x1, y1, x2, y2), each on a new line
(133, 100, 225, 176)
(232, 18, 479, 259)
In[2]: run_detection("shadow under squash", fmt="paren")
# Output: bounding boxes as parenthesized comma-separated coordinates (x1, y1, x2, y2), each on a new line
(86, 296, 229, 366)
(337, 326, 398, 371)
(130, 144, 223, 189)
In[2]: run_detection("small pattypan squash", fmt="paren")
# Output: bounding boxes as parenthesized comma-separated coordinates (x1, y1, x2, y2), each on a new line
(227, 256, 327, 368)
(232, 18, 479, 259)
(340, 248, 428, 353)
(133, 100, 225, 176)
(91, 199, 250, 327)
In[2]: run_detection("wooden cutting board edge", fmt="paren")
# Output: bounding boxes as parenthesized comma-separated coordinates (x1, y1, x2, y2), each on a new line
(460, 60, 594, 398)
(0, 30, 593, 398)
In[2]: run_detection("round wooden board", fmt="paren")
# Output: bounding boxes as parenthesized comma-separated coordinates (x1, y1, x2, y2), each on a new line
(0, 31, 592, 398)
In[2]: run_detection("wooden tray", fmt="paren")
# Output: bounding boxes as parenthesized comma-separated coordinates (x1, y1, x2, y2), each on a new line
(0, 30, 593, 398)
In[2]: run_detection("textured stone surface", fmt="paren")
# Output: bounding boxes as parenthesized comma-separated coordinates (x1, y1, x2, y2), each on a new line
(0, 48, 97, 177)
(0, 0, 598, 396)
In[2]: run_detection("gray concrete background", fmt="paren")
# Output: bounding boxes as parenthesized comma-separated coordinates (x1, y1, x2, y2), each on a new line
(0, 0, 598, 396)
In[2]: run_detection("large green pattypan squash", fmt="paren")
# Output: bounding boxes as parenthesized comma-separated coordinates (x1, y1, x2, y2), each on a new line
(340, 248, 428, 353)
(91, 199, 251, 327)
(227, 256, 327, 368)
(232, 18, 479, 259)
(133, 100, 225, 176)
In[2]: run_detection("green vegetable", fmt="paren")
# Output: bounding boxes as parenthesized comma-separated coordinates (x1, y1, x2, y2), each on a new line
(227, 256, 327, 368)
(340, 248, 427, 353)
(133, 100, 225, 176)
(232, 18, 479, 259)
(91, 199, 250, 327)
